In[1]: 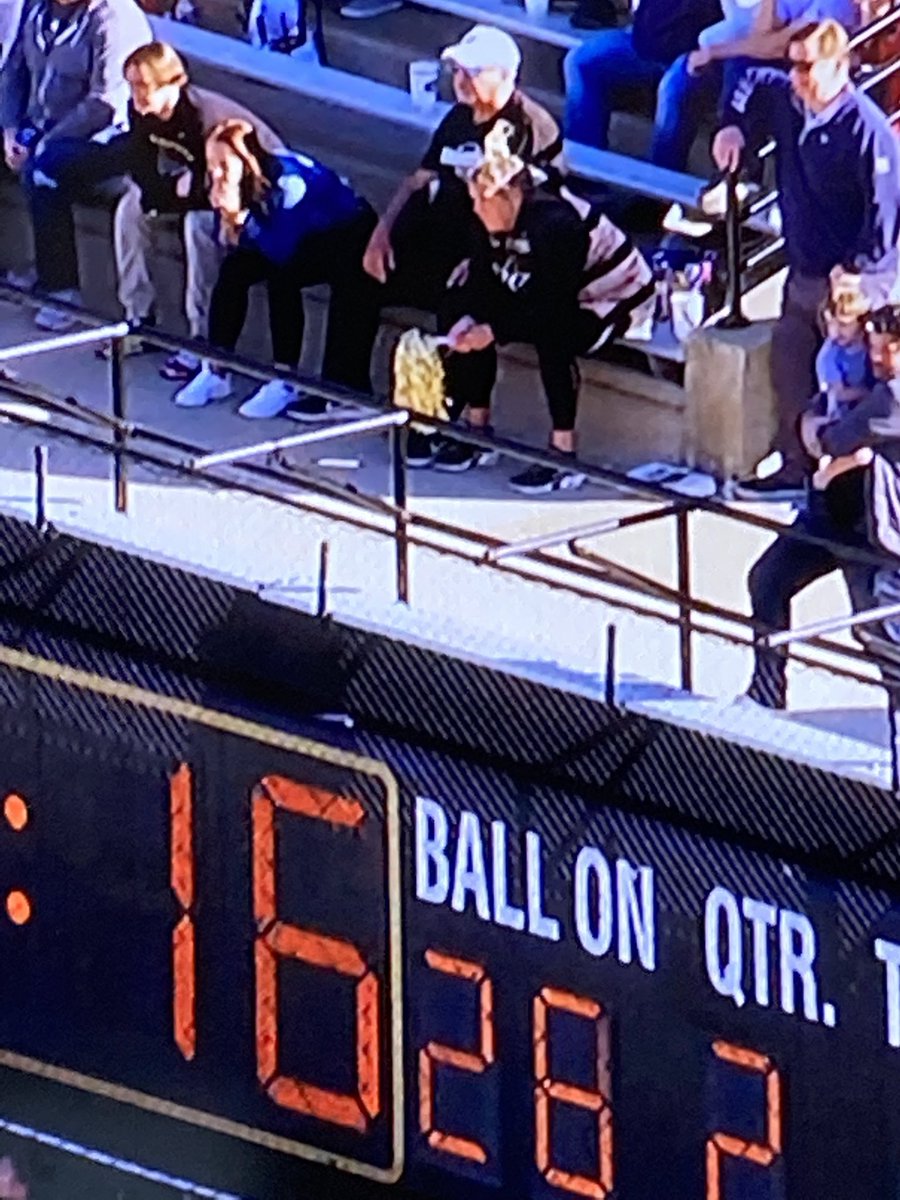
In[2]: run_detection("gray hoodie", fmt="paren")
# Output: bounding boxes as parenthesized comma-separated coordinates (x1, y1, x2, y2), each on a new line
(0, 0, 151, 143)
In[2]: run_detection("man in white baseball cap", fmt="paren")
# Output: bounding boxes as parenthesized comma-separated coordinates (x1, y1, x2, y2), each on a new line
(440, 23, 522, 75)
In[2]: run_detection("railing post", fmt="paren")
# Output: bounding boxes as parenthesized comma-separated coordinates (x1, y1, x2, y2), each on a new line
(316, 540, 330, 618)
(719, 169, 749, 331)
(676, 507, 693, 692)
(390, 422, 410, 605)
(605, 624, 617, 706)
(108, 335, 128, 514)
(33, 445, 47, 533)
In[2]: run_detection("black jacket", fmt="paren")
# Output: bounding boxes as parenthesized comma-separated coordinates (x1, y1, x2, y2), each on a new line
(127, 84, 283, 214)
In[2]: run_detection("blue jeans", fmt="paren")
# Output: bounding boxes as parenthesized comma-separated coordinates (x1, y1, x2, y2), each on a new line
(564, 32, 737, 172)
(22, 133, 129, 293)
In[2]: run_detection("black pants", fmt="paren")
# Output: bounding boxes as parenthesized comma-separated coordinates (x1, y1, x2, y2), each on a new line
(746, 506, 878, 709)
(23, 134, 130, 293)
(447, 303, 625, 434)
(208, 206, 380, 393)
(770, 273, 829, 476)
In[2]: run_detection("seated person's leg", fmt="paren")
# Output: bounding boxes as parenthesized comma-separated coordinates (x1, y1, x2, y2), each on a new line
(113, 183, 155, 326)
(651, 53, 722, 172)
(563, 29, 660, 151)
(319, 208, 382, 395)
(173, 247, 269, 408)
(27, 135, 132, 329)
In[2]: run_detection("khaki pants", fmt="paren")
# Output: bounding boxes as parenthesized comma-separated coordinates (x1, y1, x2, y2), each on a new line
(113, 183, 224, 337)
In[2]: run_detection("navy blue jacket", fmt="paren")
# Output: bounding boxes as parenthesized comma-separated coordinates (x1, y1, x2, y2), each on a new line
(237, 151, 366, 266)
(723, 70, 900, 279)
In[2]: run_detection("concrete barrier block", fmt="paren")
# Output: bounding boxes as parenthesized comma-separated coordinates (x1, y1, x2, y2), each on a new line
(684, 321, 777, 479)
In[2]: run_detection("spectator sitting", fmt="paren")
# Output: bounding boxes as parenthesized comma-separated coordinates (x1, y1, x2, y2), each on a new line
(438, 121, 655, 494)
(745, 305, 900, 710)
(0, 0, 152, 330)
(679, 0, 859, 163)
(112, 42, 284, 382)
(292, 25, 564, 446)
(172, 119, 380, 418)
(713, 19, 900, 499)
(563, 0, 723, 171)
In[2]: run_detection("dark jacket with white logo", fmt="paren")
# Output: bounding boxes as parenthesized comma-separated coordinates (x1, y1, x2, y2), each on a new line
(723, 70, 900, 279)
(127, 85, 284, 214)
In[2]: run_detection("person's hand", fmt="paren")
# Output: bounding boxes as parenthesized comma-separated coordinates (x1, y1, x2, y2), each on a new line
(687, 46, 712, 75)
(175, 171, 193, 199)
(799, 410, 830, 457)
(363, 221, 395, 283)
(712, 125, 745, 173)
(3, 130, 28, 174)
(447, 316, 494, 352)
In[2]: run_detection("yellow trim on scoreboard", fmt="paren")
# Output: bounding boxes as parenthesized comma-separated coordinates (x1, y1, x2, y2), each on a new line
(0, 643, 406, 1185)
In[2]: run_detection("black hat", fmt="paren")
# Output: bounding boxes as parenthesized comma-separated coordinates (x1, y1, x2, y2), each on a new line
(865, 306, 900, 337)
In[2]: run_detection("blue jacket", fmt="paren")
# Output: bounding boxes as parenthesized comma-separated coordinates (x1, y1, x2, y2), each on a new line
(237, 151, 366, 265)
(724, 70, 900, 279)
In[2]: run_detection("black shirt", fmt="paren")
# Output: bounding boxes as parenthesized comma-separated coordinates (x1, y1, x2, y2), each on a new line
(420, 90, 563, 184)
(127, 90, 208, 214)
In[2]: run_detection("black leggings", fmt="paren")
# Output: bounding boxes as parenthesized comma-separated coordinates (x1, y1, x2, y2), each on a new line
(441, 303, 626, 433)
(208, 206, 380, 393)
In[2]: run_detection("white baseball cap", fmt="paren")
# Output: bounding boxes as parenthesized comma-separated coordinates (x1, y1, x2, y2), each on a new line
(441, 25, 522, 75)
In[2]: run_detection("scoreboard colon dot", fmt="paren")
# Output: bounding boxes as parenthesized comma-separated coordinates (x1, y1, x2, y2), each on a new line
(5, 891, 30, 925)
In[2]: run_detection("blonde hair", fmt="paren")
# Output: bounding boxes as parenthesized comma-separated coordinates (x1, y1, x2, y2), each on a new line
(789, 18, 850, 60)
(123, 41, 188, 87)
(470, 120, 528, 198)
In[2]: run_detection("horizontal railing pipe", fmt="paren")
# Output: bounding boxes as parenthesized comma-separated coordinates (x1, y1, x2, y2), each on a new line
(190, 410, 408, 471)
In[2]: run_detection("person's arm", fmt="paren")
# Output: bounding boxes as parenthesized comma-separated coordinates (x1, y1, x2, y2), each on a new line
(820, 385, 895, 457)
(41, 3, 151, 145)
(712, 66, 789, 169)
(849, 116, 900, 283)
(363, 111, 453, 281)
(0, 18, 30, 158)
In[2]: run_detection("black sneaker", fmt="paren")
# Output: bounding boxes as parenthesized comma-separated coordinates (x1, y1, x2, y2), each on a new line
(284, 396, 348, 423)
(433, 439, 500, 473)
(406, 430, 439, 468)
(732, 469, 806, 502)
(509, 462, 587, 495)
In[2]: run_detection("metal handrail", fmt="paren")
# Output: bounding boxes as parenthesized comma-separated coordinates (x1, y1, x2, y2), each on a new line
(1, 286, 899, 734)
(764, 601, 900, 647)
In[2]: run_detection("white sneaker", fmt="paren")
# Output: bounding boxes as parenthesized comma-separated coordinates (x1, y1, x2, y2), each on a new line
(34, 289, 81, 332)
(173, 366, 233, 408)
(238, 379, 298, 419)
(3, 268, 37, 291)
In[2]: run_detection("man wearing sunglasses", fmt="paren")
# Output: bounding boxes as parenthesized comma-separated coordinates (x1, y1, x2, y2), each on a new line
(712, 18, 900, 500)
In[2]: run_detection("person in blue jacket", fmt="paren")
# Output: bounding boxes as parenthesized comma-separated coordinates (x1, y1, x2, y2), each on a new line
(172, 118, 380, 417)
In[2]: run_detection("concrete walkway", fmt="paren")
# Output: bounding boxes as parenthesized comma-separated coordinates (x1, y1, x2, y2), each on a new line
(0, 298, 891, 790)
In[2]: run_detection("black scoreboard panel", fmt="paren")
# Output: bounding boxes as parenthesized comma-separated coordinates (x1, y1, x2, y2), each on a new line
(0, 651, 899, 1200)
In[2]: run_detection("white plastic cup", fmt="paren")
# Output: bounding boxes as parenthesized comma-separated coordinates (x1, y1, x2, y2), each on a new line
(671, 288, 705, 343)
(524, 0, 550, 17)
(408, 60, 440, 110)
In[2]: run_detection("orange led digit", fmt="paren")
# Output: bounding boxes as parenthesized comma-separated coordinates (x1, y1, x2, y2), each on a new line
(169, 763, 196, 1061)
(252, 776, 381, 1132)
(706, 1040, 782, 1200)
(418, 950, 495, 1165)
(533, 987, 613, 1200)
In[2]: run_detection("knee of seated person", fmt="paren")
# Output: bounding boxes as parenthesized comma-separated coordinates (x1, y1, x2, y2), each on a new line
(565, 38, 606, 80)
